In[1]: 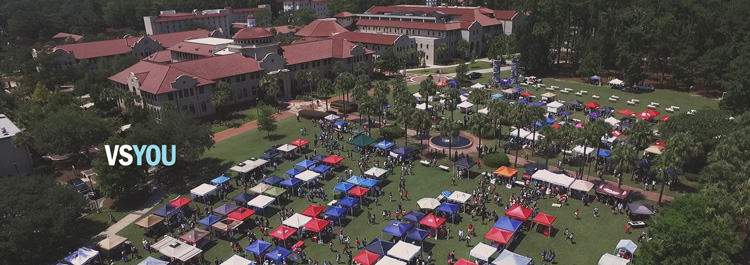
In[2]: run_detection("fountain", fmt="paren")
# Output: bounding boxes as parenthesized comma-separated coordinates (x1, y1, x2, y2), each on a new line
(429, 135, 473, 150)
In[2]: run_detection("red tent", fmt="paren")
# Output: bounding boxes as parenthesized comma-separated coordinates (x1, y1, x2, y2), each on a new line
(303, 218, 330, 232)
(419, 214, 446, 229)
(653, 140, 666, 147)
(638, 109, 660, 119)
(617, 109, 635, 116)
(505, 205, 532, 221)
(583, 102, 600, 108)
(551, 123, 560, 129)
(301, 204, 325, 217)
(612, 129, 623, 138)
(520, 92, 533, 97)
(348, 186, 370, 197)
(454, 259, 477, 265)
(353, 250, 382, 265)
(270, 225, 297, 240)
(322, 155, 344, 165)
(659, 116, 670, 122)
(291, 138, 310, 147)
(227, 207, 255, 221)
(484, 227, 514, 244)
(532, 213, 556, 226)
(169, 197, 192, 207)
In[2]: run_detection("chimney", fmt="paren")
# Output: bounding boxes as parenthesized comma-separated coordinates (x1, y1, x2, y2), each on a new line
(426, 0, 437, 7)
(247, 15, 256, 28)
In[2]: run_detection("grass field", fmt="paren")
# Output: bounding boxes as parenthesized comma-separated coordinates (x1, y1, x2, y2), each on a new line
(409, 61, 493, 75)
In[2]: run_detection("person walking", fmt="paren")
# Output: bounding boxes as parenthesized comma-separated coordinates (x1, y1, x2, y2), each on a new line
(575, 209, 580, 220)
(458, 229, 464, 241)
(568, 233, 574, 244)
(593, 207, 599, 217)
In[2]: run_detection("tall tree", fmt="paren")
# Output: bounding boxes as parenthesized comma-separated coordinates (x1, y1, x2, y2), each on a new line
(455, 62, 469, 84)
(257, 104, 278, 138)
(211, 81, 232, 118)
(440, 118, 461, 159)
(375, 47, 401, 75)
(260, 75, 280, 105)
(629, 120, 654, 150)
(412, 110, 432, 152)
(468, 114, 492, 150)
(610, 144, 638, 187)
(457, 39, 470, 59)
(92, 136, 148, 199)
(127, 106, 213, 164)
(21, 107, 114, 155)
(334, 72, 355, 114)
(373, 81, 390, 127)
(317, 78, 334, 111)
(435, 43, 449, 64)
(31, 82, 50, 103)
(292, 8, 317, 26)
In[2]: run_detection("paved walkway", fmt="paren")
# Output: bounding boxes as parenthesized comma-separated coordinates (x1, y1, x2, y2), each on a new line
(406, 58, 494, 72)
(95, 188, 166, 239)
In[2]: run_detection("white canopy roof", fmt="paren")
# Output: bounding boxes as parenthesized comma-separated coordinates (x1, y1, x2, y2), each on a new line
(230, 159, 268, 173)
(524, 133, 543, 141)
(153, 236, 203, 262)
(547, 101, 564, 113)
(609, 79, 624, 85)
(492, 250, 532, 265)
(416, 103, 432, 110)
(249, 183, 271, 194)
(325, 114, 340, 121)
(460, 95, 469, 102)
(138, 256, 170, 265)
(471, 83, 486, 89)
(603, 135, 619, 143)
(221, 255, 254, 265)
(502, 88, 515, 94)
(413, 92, 422, 99)
(295, 170, 321, 182)
(531, 170, 575, 188)
(277, 144, 298, 152)
(509, 127, 531, 138)
(376, 256, 407, 265)
(364, 167, 388, 178)
(191, 184, 217, 197)
(478, 107, 489, 115)
(457, 101, 474, 109)
(541, 92, 556, 99)
(247, 195, 276, 209)
(470, 243, 497, 261)
(570, 179, 595, 192)
(645, 145, 663, 155)
(605, 117, 621, 127)
(573, 145, 596, 155)
(417, 198, 441, 210)
(387, 241, 421, 261)
(64, 247, 99, 265)
(598, 253, 629, 265)
(447, 191, 472, 204)
(615, 239, 638, 254)
(282, 213, 312, 228)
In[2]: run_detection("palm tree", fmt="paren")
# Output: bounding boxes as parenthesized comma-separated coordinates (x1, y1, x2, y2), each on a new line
(412, 110, 433, 152)
(586, 120, 611, 177)
(317, 79, 334, 111)
(435, 43, 449, 64)
(468, 114, 491, 150)
(508, 104, 533, 167)
(657, 133, 698, 202)
(259, 75, 280, 106)
(373, 81, 390, 128)
(654, 145, 681, 205)
(440, 118, 461, 159)
(629, 121, 654, 150)
(538, 125, 560, 167)
(574, 121, 604, 180)
(358, 95, 377, 135)
(610, 144, 638, 187)
(468, 89, 489, 113)
(418, 76, 438, 115)
(526, 106, 546, 149)
(487, 100, 508, 140)
(402, 48, 416, 73)
(398, 106, 415, 145)
(444, 87, 460, 120)
(334, 72, 355, 114)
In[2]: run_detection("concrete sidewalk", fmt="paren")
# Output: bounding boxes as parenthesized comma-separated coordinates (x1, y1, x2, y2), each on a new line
(96, 188, 167, 238)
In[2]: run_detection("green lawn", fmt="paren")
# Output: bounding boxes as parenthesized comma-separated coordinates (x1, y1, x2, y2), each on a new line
(211, 109, 259, 133)
(410, 61, 493, 75)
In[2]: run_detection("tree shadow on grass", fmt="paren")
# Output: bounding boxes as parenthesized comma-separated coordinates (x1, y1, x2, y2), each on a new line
(265, 134, 287, 142)
(167, 158, 236, 195)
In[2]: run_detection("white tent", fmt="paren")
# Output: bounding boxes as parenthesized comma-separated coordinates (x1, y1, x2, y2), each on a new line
(413, 92, 423, 101)
(573, 145, 596, 155)
(295, 170, 321, 182)
(153, 236, 203, 262)
(547, 101, 564, 113)
(502, 88, 515, 94)
(457, 101, 474, 109)
(509, 127, 531, 138)
(570, 179, 595, 192)
(645, 145, 663, 155)
(605, 117, 621, 127)
(416, 103, 432, 110)
(603, 135, 619, 143)
(478, 107, 489, 115)
(447, 191, 472, 204)
(221, 255, 254, 265)
(387, 241, 421, 261)
(230, 159, 268, 174)
(471, 83, 486, 89)
(325, 114, 340, 121)
(364, 167, 388, 178)
(375, 256, 407, 265)
(460, 95, 469, 102)
(598, 253, 629, 265)
(64, 247, 99, 265)
(249, 183, 271, 194)
(470, 243, 496, 261)
(277, 144, 298, 153)
(492, 250, 532, 265)
(191, 184, 217, 197)
(531, 170, 575, 188)
(138, 256, 170, 265)
(524, 133, 543, 141)
(615, 239, 638, 254)
(609, 79, 624, 86)
(282, 213, 312, 228)
(417, 198, 441, 210)
(247, 195, 276, 209)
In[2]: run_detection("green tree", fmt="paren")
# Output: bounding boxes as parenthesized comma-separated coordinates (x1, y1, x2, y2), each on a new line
(487, 99, 509, 139)
(412, 110, 432, 152)
(260, 74, 280, 105)
(455, 62, 469, 84)
(610, 143, 638, 187)
(373, 81, 390, 125)
(92, 136, 148, 199)
(334, 72, 355, 113)
(629, 120, 654, 150)
(507, 104, 534, 167)
(355, 61, 371, 77)
(22, 107, 114, 155)
(332, 61, 346, 77)
(375, 47, 401, 75)
(211, 81, 232, 118)
(31, 82, 50, 103)
(467, 89, 488, 113)
(254, 8, 272, 27)
(292, 8, 317, 26)
(444, 87, 460, 120)
(468, 114, 492, 149)
(457, 39, 469, 59)
(440, 118, 461, 159)
(435, 43, 449, 64)
(127, 107, 213, 164)
(538, 125, 560, 167)
(418, 76, 438, 115)
(257, 104, 278, 138)
(417, 50, 426, 67)
(317, 78, 334, 111)
(487, 35, 517, 60)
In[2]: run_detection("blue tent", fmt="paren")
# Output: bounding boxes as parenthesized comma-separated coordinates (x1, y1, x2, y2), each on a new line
(285, 168, 304, 177)
(198, 215, 221, 226)
(232, 193, 256, 204)
(382, 221, 412, 237)
(211, 175, 231, 185)
(346, 176, 367, 186)
(559, 110, 573, 116)
(493, 216, 522, 232)
(375, 141, 395, 150)
(153, 205, 180, 218)
(588, 112, 602, 118)
(295, 160, 317, 169)
(569, 100, 583, 106)
(325, 206, 347, 218)
(311, 164, 331, 173)
(403, 211, 426, 224)
(545, 117, 556, 124)
(436, 202, 458, 214)
(406, 228, 430, 241)
(531, 102, 546, 106)
(512, 87, 523, 93)
(518, 99, 529, 103)
(500, 78, 511, 84)
(590, 75, 601, 80)
(637, 158, 651, 169)
(441, 190, 453, 198)
(598, 150, 612, 158)
(334, 121, 348, 127)
(311, 155, 327, 162)
(602, 106, 614, 112)
(380, 105, 391, 110)
(391, 146, 415, 157)
(459, 90, 469, 95)
(365, 238, 395, 256)
(265, 246, 292, 261)
(360, 179, 380, 188)
(245, 240, 272, 255)
(264, 175, 283, 186)
(338, 197, 359, 207)
(448, 80, 459, 85)
(491, 94, 503, 99)
(213, 203, 239, 216)
(334, 182, 355, 192)
(261, 150, 279, 160)
(280, 178, 302, 188)
(534, 121, 544, 127)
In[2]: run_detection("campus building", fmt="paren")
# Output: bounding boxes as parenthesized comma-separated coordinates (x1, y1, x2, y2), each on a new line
(282, 0, 330, 18)
(143, 6, 271, 35)
(0, 114, 33, 176)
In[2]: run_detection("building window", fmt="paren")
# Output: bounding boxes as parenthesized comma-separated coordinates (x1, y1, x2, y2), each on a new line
(189, 104, 195, 114)
(243, 88, 248, 98)
(168, 93, 174, 100)
(236, 75, 241, 82)
(199, 87, 204, 94)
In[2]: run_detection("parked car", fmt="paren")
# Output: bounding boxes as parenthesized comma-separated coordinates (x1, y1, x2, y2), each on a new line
(466, 72, 482, 79)
(633, 85, 655, 92)
(68, 178, 91, 194)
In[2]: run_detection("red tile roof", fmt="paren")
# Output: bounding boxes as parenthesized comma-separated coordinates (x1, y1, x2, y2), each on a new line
(233, 24, 247, 29)
(167, 42, 215, 57)
(282, 38, 374, 65)
(311, 0, 330, 2)
(233, 27, 274, 39)
(264, 25, 300, 34)
(355, 19, 462, 31)
(154, 13, 228, 23)
(333, 12, 356, 18)
(493, 10, 517, 20)
(331, 31, 399, 45)
(295, 19, 349, 38)
(54, 30, 210, 60)
(148, 30, 211, 47)
(367, 6, 501, 28)
(109, 53, 262, 94)
(52, 32, 83, 41)
(232, 7, 263, 12)
(143, 50, 173, 63)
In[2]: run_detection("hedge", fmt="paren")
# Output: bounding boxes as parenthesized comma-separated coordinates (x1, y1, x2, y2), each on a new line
(381, 126, 405, 139)
(483, 153, 510, 168)
(331, 100, 358, 113)
(299, 110, 329, 120)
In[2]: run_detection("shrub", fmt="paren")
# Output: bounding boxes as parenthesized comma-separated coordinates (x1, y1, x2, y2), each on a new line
(298, 110, 328, 120)
(330, 100, 358, 113)
(381, 126, 405, 139)
(483, 153, 510, 168)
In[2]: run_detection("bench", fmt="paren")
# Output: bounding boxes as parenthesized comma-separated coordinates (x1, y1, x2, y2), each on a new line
(610, 95, 619, 99)
(551, 203, 562, 208)
(631, 99, 640, 103)
(550, 85, 559, 89)
(575, 92, 582, 96)
(609, 97, 617, 102)
(571, 118, 582, 123)
(650, 102, 660, 106)
(580, 90, 588, 94)
(438, 165, 450, 171)
(687, 109, 697, 115)
(564, 88, 572, 91)
(327, 200, 338, 206)
(671, 106, 680, 110)
(514, 181, 525, 186)
(628, 221, 646, 227)
(592, 95, 600, 99)
(557, 100, 566, 103)
(420, 160, 431, 166)
(546, 87, 555, 91)
(665, 107, 674, 113)
(561, 90, 570, 94)
(647, 104, 656, 109)
(627, 101, 636, 105)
